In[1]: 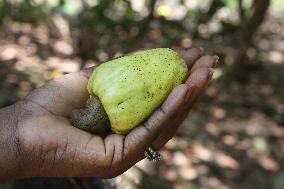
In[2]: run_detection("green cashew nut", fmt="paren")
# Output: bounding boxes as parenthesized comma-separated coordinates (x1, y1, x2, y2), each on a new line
(71, 48, 188, 134)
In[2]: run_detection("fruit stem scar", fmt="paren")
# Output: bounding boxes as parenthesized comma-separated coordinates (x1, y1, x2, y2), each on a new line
(70, 95, 110, 134)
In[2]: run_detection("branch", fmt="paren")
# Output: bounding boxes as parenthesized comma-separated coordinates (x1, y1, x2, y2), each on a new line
(241, 0, 270, 42)
(238, 0, 244, 23)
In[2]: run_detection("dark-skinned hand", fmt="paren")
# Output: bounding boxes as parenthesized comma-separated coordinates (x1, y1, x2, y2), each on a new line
(0, 47, 218, 181)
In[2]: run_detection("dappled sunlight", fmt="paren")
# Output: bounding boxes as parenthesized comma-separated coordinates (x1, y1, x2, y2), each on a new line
(268, 51, 284, 64)
(0, 46, 18, 60)
(46, 57, 80, 73)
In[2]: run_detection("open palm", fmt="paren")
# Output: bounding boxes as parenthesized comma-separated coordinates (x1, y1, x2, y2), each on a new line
(16, 47, 217, 179)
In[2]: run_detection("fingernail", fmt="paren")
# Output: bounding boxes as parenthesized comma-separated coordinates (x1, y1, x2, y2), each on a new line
(184, 85, 195, 103)
(212, 56, 219, 68)
(81, 66, 96, 78)
(208, 68, 214, 80)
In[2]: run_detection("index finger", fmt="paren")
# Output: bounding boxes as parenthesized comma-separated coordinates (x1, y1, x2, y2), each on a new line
(181, 47, 203, 70)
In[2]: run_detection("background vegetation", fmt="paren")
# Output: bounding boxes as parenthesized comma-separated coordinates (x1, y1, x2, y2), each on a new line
(0, 0, 284, 188)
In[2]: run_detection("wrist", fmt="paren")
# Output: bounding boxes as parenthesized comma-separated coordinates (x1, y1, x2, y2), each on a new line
(0, 102, 23, 181)
(0, 100, 47, 181)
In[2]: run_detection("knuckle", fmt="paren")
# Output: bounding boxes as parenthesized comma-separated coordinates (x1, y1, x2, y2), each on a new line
(108, 136, 124, 167)
(149, 110, 166, 127)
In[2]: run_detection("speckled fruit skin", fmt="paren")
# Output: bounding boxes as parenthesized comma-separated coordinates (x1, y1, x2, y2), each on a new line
(88, 48, 188, 134)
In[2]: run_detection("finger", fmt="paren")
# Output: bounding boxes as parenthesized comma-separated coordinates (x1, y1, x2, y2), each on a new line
(95, 70, 206, 175)
(122, 85, 188, 159)
(190, 55, 219, 73)
(108, 67, 213, 173)
(185, 67, 214, 95)
(25, 72, 90, 116)
(81, 65, 97, 78)
(152, 67, 214, 149)
(181, 47, 203, 70)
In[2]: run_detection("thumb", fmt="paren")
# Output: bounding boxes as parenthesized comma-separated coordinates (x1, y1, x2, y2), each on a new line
(25, 71, 90, 116)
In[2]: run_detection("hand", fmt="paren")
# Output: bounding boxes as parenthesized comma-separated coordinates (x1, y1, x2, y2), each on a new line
(0, 48, 218, 180)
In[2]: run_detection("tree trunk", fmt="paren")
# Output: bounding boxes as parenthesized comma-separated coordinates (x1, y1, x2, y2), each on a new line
(226, 0, 270, 80)
(241, 0, 270, 42)
(237, 0, 244, 24)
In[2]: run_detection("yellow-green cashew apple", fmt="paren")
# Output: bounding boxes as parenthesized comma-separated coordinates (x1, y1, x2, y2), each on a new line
(71, 48, 188, 134)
